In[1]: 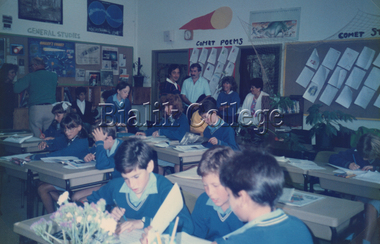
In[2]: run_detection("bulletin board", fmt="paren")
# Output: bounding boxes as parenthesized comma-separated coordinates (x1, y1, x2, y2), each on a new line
(0, 34, 133, 87)
(284, 38, 380, 119)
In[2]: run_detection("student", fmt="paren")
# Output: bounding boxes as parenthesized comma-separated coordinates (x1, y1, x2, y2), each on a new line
(86, 138, 194, 235)
(71, 125, 123, 202)
(213, 149, 313, 244)
(216, 76, 240, 124)
(71, 87, 98, 132)
(329, 133, 380, 244)
(30, 113, 89, 213)
(198, 98, 239, 151)
(192, 146, 244, 241)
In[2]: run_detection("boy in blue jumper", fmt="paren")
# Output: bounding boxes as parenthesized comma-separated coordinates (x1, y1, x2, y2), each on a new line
(87, 138, 194, 235)
(192, 146, 244, 241)
(72, 125, 123, 202)
(213, 149, 313, 244)
(198, 98, 239, 151)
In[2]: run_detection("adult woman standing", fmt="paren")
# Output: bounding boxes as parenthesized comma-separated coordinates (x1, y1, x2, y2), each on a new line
(216, 76, 240, 124)
(0, 63, 19, 129)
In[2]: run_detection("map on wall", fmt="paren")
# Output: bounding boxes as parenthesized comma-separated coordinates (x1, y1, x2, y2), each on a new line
(28, 38, 75, 77)
(87, 0, 123, 36)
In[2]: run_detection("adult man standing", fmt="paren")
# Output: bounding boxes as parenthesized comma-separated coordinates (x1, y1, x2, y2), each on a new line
(181, 63, 211, 105)
(14, 57, 57, 137)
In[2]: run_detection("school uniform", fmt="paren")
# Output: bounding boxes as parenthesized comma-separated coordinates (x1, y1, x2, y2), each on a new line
(215, 209, 313, 244)
(42, 120, 67, 151)
(216, 91, 240, 124)
(145, 113, 189, 141)
(105, 94, 134, 133)
(192, 192, 244, 241)
(329, 148, 380, 172)
(72, 99, 98, 125)
(203, 118, 239, 151)
(88, 138, 122, 179)
(87, 173, 194, 234)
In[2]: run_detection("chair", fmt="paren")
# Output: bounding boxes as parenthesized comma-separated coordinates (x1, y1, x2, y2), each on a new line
(182, 190, 198, 214)
(314, 151, 337, 163)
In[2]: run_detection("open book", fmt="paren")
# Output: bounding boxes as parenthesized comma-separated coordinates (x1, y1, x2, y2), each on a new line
(278, 188, 325, 207)
(179, 132, 208, 145)
(3, 135, 34, 143)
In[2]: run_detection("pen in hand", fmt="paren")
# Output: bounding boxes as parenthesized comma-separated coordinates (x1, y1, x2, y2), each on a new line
(113, 198, 127, 221)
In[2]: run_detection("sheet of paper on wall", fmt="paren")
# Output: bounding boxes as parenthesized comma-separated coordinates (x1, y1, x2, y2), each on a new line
(214, 62, 224, 75)
(119, 53, 126, 67)
(203, 63, 215, 80)
(296, 66, 314, 88)
(354, 85, 375, 109)
(207, 48, 217, 64)
(372, 53, 380, 68)
(337, 47, 359, 71)
(217, 46, 228, 64)
(321, 48, 341, 70)
(306, 48, 319, 70)
(190, 48, 200, 63)
(227, 46, 239, 63)
(311, 65, 329, 86)
(75, 44, 100, 65)
(374, 95, 380, 108)
(319, 84, 338, 106)
(75, 68, 85, 82)
(327, 66, 347, 89)
(335, 85, 353, 109)
(355, 46, 375, 70)
(303, 81, 322, 103)
(198, 48, 209, 64)
(224, 61, 234, 76)
(364, 66, 380, 91)
(209, 74, 221, 100)
(345, 66, 366, 90)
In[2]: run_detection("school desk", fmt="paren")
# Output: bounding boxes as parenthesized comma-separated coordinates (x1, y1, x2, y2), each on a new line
(0, 130, 32, 139)
(24, 160, 114, 219)
(308, 162, 380, 200)
(0, 139, 42, 154)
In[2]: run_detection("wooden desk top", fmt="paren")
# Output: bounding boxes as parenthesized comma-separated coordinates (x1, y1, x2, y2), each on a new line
(14, 214, 56, 244)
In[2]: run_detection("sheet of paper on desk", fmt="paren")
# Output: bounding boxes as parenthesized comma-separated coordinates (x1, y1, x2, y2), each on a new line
(173, 145, 207, 152)
(288, 159, 325, 170)
(176, 232, 212, 244)
(171, 166, 201, 180)
(154, 142, 169, 148)
(354, 171, 380, 184)
(0, 153, 32, 161)
(3, 134, 33, 143)
(279, 190, 325, 207)
(41, 156, 81, 163)
(144, 136, 170, 144)
(64, 161, 96, 169)
(118, 231, 212, 244)
(275, 156, 290, 163)
(118, 229, 144, 244)
(327, 163, 367, 175)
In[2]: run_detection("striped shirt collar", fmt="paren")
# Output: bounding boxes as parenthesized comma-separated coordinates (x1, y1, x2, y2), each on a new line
(206, 197, 232, 215)
(119, 172, 158, 206)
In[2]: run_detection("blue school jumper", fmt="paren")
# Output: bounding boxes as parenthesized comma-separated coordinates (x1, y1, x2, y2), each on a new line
(203, 119, 239, 151)
(88, 138, 122, 179)
(87, 173, 194, 234)
(145, 113, 189, 141)
(31, 137, 89, 160)
(215, 209, 313, 244)
(105, 94, 134, 133)
(329, 148, 380, 172)
(43, 120, 67, 151)
(192, 192, 244, 241)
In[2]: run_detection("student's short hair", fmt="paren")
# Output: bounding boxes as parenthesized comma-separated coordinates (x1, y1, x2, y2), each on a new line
(160, 93, 183, 119)
(357, 133, 380, 160)
(114, 138, 154, 173)
(31, 57, 45, 67)
(220, 149, 284, 209)
(98, 124, 117, 139)
(198, 97, 217, 116)
(0, 63, 19, 79)
(220, 76, 238, 91)
(190, 63, 202, 72)
(75, 87, 87, 96)
(168, 64, 180, 78)
(61, 113, 88, 138)
(197, 146, 235, 177)
(250, 78, 264, 90)
(52, 102, 71, 114)
(116, 81, 131, 92)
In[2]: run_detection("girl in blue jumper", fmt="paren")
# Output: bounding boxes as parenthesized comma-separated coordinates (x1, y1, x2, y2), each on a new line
(30, 113, 89, 213)
(87, 138, 194, 235)
(192, 146, 244, 241)
(216, 76, 240, 125)
(329, 133, 380, 244)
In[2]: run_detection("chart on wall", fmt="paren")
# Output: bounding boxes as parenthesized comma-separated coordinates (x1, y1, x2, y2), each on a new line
(28, 38, 75, 77)
(87, 0, 123, 36)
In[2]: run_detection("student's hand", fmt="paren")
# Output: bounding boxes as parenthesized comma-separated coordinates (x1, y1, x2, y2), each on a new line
(208, 137, 218, 145)
(362, 165, 373, 171)
(140, 226, 153, 244)
(116, 219, 144, 234)
(38, 141, 48, 150)
(39, 133, 45, 139)
(111, 206, 126, 221)
(152, 131, 160, 137)
(92, 128, 107, 142)
(44, 137, 54, 140)
(349, 162, 360, 170)
(84, 153, 95, 162)
(136, 132, 146, 136)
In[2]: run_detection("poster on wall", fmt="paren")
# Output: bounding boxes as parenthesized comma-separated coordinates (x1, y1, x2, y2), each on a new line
(102, 46, 118, 75)
(28, 38, 75, 77)
(87, 0, 123, 36)
(75, 44, 100, 65)
(18, 0, 63, 24)
(249, 7, 300, 41)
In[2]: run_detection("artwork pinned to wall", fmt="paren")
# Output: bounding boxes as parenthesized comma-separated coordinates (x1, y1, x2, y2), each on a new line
(180, 6, 232, 30)
(100, 69, 114, 86)
(87, 0, 123, 36)
(10, 44, 24, 55)
(18, 0, 63, 24)
(86, 70, 101, 86)
(75, 43, 101, 65)
(28, 38, 75, 77)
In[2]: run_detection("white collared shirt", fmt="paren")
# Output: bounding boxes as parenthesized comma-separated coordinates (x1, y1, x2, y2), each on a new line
(76, 99, 85, 114)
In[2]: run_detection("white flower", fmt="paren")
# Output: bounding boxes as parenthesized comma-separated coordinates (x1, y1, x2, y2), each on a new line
(66, 212, 73, 218)
(76, 216, 82, 223)
(57, 191, 70, 205)
(100, 217, 117, 235)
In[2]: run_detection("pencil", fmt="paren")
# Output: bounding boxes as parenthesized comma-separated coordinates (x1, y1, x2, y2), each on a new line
(113, 199, 127, 221)
(169, 216, 179, 244)
(155, 232, 162, 244)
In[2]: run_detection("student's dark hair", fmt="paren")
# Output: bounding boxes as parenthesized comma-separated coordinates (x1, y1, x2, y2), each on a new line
(198, 97, 217, 116)
(160, 93, 183, 119)
(220, 149, 284, 209)
(31, 57, 45, 67)
(98, 124, 117, 139)
(116, 81, 132, 92)
(75, 87, 87, 96)
(220, 76, 238, 91)
(101, 89, 116, 101)
(114, 138, 154, 173)
(357, 133, 380, 160)
(60, 113, 88, 138)
(168, 64, 180, 78)
(51, 103, 71, 114)
(190, 63, 202, 72)
(250, 78, 264, 90)
(0, 63, 19, 82)
(197, 146, 235, 177)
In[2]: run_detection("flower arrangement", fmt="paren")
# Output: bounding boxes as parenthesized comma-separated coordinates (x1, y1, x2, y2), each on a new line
(30, 192, 118, 244)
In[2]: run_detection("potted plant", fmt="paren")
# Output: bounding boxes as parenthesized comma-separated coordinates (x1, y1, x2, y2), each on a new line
(133, 57, 144, 87)
(306, 104, 356, 150)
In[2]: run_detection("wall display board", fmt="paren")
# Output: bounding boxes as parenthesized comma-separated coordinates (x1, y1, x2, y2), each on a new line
(284, 38, 380, 119)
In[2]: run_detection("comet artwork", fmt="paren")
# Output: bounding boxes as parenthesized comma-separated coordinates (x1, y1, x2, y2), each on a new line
(180, 6, 233, 30)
